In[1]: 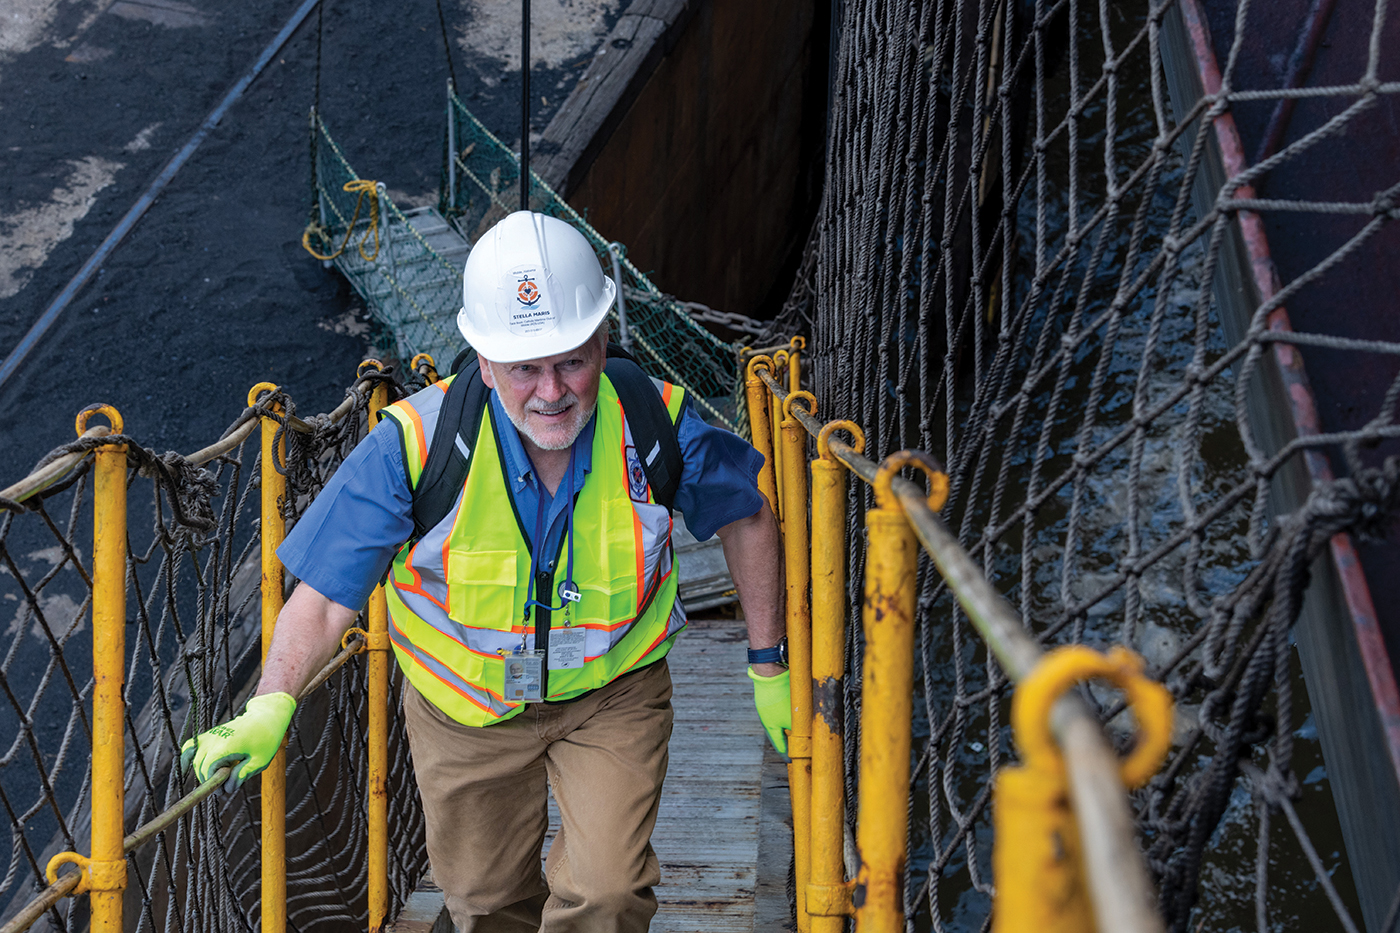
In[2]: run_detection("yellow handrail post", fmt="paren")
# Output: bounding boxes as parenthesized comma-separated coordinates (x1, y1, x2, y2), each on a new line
(744, 356, 780, 516)
(363, 363, 391, 933)
(855, 452, 943, 933)
(250, 382, 288, 933)
(770, 350, 789, 525)
(84, 405, 128, 933)
(807, 420, 865, 929)
(410, 352, 440, 385)
(782, 392, 818, 933)
(992, 646, 1173, 933)
(788, 336, 805, 396)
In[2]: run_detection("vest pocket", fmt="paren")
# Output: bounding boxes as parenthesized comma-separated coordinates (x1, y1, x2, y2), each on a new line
(446, 548, 519, 631)
(573, 499, 647, 627)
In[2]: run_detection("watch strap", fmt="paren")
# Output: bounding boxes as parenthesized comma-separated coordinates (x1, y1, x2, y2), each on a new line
(747, 639, 787, 666)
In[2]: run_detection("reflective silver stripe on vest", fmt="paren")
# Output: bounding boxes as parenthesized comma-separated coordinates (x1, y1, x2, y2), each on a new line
(388, 618, 513, 717)
(389, 380, 454, 613)
(410, 379, 450, 463)
(622, 417, 674, 627)
(393, 483, 459, 627)
(398, 578, 524, 658)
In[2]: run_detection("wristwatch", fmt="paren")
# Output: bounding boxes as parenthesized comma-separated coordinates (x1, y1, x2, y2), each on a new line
(747, 636, 788, 668)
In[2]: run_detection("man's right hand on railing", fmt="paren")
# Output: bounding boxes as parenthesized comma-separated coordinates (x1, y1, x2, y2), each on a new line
(180, 692, 297, 792)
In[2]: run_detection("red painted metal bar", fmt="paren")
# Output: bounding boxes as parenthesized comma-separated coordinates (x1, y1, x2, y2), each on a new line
(1172, 2, 1400, 927)
(1177, 0, 1400, 792)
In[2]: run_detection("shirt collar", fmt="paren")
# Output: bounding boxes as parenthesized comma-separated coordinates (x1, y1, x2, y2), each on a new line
(489, 391, 596, 494)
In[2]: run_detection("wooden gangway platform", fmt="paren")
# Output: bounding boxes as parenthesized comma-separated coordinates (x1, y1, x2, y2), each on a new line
(646, 617, 787, 932)
(390, 616, 789, 933)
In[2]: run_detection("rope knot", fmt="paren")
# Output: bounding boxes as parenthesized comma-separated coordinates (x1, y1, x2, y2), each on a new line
(1336, 458, 1400, 542)
(130, 448, 219, 535)
(301, 180, 383, 263)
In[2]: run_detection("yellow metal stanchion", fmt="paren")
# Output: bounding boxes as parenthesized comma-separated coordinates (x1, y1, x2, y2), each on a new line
(782, 391, 818, 933)
(788, 336, 805, 396)
(807, 420, 864, 930)
(992, 646, 1173, 933)
(410, 352, 440, 385)
(854, 451, 945, 933)
(770, 350, 789, 524)
(54, 406, 129, 933)
(744, 355, 780, 516)
(250, 382, 288, 933)
(363, 363, 391, 933)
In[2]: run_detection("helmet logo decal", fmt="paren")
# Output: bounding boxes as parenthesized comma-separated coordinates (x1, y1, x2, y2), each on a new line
(506, 267, 553, 335)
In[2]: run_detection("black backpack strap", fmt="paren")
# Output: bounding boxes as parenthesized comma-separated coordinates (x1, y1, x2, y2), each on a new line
(411, 360, 490, 539)
(448, 346, 476, 376)
(410, 343, 683, 537)
(604, 356, 683, 511)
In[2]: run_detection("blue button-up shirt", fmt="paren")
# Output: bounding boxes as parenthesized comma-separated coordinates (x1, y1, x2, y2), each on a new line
(278, 390, 764, 611)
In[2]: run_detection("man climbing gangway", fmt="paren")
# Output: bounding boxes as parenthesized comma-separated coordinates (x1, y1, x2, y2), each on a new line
(181, 210, 793, 931)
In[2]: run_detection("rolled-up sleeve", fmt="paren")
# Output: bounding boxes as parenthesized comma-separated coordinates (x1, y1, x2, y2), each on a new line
(276, 421, 415, 611)
(671, 402, 766, 541)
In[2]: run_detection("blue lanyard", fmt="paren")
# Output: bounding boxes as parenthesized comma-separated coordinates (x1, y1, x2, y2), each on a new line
(522, 442, 579, 622)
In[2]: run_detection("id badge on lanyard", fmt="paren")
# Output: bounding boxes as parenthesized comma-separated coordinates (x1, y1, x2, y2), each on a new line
(504, 649, 545, 702)
(521, 444, 591, 679)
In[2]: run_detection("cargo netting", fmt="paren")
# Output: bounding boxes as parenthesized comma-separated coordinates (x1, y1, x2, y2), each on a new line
(802, 0, 1400, 931)
(0, 373, 429, 933)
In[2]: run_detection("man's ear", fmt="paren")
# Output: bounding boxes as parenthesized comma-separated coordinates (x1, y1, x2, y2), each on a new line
(479, 357, 497, 389)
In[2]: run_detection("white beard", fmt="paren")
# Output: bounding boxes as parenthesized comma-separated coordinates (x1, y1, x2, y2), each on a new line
(502, 394, 597, 450)
(484, 359, 599, 451)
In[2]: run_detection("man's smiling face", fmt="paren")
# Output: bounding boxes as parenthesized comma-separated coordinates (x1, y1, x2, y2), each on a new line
(480, 330, 607, 453)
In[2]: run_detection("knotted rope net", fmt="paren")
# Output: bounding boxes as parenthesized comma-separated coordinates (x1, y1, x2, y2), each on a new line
(0, 370, 429, 933)
(806, 0, 1399, 930)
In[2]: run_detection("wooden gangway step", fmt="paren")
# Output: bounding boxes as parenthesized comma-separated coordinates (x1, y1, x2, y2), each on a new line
(648, 617, 773, 932)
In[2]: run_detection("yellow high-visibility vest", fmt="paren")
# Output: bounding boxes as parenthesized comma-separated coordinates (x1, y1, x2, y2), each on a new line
(378, 374, 688, 726)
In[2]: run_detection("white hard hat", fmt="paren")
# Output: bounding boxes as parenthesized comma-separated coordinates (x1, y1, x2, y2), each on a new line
(456, 211, 616, 363)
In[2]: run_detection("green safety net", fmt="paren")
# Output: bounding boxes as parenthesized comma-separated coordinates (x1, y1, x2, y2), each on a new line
(306, 98, 741, 429)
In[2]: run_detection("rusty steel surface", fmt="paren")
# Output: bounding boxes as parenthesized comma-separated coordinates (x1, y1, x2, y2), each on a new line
(1168, 1, 1400, 926)
(1196, 0, 1400, 669)
(1180, 0, 1400, 781)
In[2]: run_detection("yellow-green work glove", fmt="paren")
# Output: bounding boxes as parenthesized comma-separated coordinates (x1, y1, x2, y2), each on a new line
(180, 692, 296, 792)
(748, 667, 792, 755)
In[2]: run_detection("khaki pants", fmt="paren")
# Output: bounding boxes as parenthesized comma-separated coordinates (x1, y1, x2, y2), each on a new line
(402, 660, 674, 933)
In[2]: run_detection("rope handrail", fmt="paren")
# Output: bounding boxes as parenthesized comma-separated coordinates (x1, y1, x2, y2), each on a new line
(0, 375, 382, 510)
(752, 361, 1165, 933)
(0, 362, 424, 933)
(0, 426, 111, 506)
